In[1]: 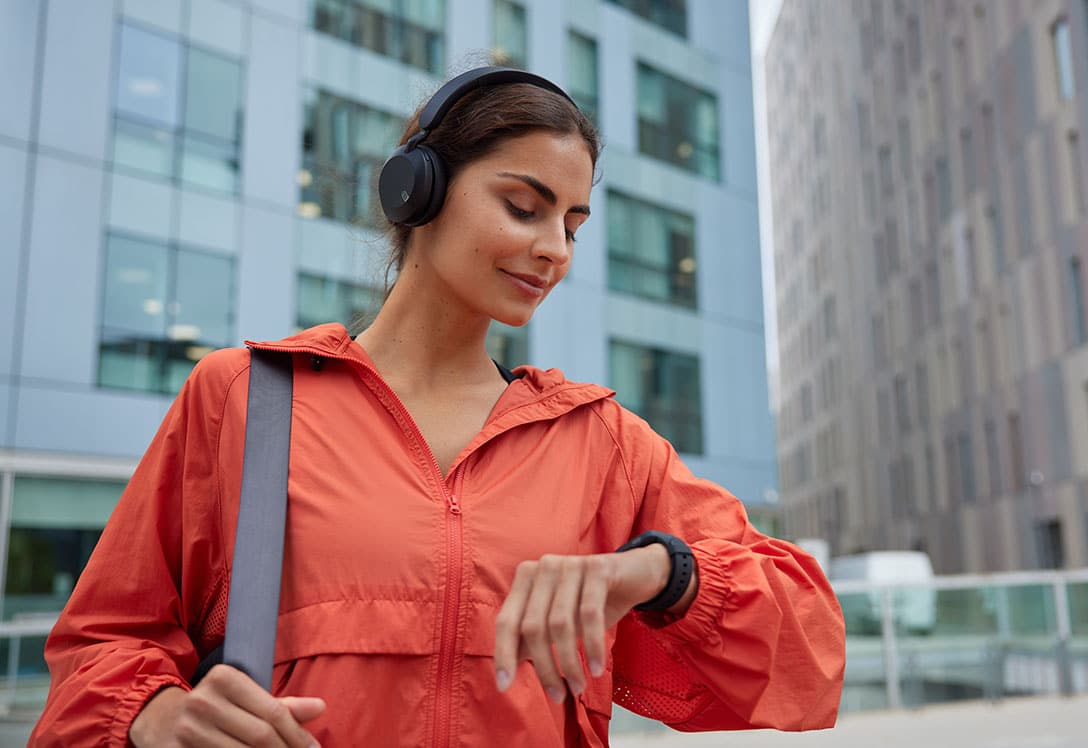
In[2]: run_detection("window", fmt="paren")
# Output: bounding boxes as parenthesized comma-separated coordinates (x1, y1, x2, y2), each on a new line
(906, 14, 921, 73)
(1008, 411, 1026, 491)
(486, 321, 528, 370)
(1052, 19, 1074, 100)
(893, 41, 907, 93)
(894, 374, 911, 433)
(936, 156, 952, 222)
(915, 363, 930, 426)
(298, 90, 402, 225)
(112, 22, 244, 193)
(925, 261, 942, 326)
(985, 420, 1002, 498)
(99, 233, 234, 394)
(311, 0, 446, 74)
(607, 191, 697, 308)
(605, 0, 686, 37)
(609, 341, 702, 453)
(878, 144, 894, 195)
(813, 114, 827, 156)
(636, 63, 720, 180)
(568, 32, 599, 124)
(961, 128, 975, 195)
(1070, 131, 1084, 218)
(909, 278, 925, 336)
(297, 273, 382, 331)
(1035, 519, 1065, 569)
(1071, 258, 1088, 346)
(897, 118, 912, 180)
(492, 0, 527, 68)
(855, 99, 872, 150)
(823, 295, 837, 339)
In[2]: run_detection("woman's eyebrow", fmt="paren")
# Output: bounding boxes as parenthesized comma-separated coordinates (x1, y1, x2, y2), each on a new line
(496, 171, 591, 216)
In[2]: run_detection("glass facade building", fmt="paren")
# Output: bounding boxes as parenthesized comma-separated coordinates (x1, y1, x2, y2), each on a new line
(0, 0, 769, 725)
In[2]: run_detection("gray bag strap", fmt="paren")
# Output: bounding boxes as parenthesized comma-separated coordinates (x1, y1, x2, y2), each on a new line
(222, 348, 294, 691)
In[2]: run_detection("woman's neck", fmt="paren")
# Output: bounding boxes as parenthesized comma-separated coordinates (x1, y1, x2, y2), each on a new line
(355, 269, 500, 391)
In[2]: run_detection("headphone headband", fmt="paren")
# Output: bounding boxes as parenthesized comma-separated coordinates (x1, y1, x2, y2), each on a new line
(379, 66, 579, 227)
(417, 66, 577, 136)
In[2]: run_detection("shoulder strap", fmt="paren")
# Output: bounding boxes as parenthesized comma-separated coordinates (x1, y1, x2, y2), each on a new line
(222, 348, 294, 690)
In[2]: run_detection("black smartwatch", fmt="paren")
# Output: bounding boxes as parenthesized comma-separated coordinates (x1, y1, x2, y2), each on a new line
(615, 531, 696, 612)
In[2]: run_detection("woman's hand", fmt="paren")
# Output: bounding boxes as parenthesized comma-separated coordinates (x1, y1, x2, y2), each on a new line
(493, 545, 690, 702)
(129, 664, 325, 748)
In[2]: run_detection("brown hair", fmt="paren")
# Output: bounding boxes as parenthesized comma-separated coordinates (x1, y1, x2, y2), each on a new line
(382, 81, 601, 285)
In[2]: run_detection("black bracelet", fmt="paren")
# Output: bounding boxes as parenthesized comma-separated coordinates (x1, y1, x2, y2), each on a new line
(615, 531, 696, 612)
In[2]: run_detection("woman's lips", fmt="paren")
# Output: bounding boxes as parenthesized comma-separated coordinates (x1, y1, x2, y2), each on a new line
(501, 269, 547, 297)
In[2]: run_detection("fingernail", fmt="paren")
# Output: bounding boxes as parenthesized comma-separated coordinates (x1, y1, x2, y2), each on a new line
(569, 680, 585, 696)
(496, 669, 511, 692)
(547, 685, 566, 703)
(589, 659, 603, 677)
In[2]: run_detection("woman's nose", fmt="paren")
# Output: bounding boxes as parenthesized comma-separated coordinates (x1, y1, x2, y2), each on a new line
(534, 221, 571, 265)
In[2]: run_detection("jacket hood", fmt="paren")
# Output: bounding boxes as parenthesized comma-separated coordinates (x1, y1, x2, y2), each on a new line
(246, 323, 616, 431)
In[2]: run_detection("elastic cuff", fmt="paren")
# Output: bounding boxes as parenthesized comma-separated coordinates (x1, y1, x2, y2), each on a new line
(646, 544, 732, 646)
(110, 674, 191, 747)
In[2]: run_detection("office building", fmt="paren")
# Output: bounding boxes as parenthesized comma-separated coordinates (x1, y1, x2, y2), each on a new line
(0, 0, 770, 701)
(766, 0, 1088, 571)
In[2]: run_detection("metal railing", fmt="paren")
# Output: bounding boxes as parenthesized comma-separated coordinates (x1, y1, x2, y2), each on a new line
(2, 568, 1087, 723)
(832, 567, 1088, 712)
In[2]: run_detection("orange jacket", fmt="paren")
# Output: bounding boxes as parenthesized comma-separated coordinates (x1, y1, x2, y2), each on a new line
(31, 324, 844, 747)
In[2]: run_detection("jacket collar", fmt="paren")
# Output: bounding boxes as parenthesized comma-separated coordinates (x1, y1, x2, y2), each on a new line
(246, 323, 616, 429)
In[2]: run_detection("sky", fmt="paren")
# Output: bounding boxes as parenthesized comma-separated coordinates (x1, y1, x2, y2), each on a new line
(749, 0, 785, 408)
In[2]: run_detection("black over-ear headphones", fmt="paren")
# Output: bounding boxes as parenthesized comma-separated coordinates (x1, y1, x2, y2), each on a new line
(378, 66, 577, 227)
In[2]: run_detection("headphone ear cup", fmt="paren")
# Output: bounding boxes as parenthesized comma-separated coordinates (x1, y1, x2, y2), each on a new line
(411, 145, 448, 227)
(379, 145, 435, 226)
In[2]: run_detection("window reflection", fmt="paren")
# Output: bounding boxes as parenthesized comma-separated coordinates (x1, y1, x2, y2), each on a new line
(297, 273, 383, 331)
(486, 321, 528, 370)
(311, 0, 446, 75)
(99, 233, 235, 393)
(607, 190, 697, 308)
(604, 0, 686, 37)
(609, 340, 703, 454)
(568, 32, 599, 125)
(492, 0, 527, 69)
(111, 22, 244, 194)
(636, 63, 720, 180)
(298, 89, 402, 225)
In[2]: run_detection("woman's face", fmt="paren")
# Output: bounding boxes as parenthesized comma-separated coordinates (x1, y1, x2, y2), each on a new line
(411, 130, 594, 327)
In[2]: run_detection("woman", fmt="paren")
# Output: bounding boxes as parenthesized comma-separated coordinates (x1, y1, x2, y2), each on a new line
(31, 68, 844, 747)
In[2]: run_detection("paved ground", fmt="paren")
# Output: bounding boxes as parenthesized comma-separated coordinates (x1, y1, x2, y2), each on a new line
(4, 695, 1087, 746)
(611, 695, 1088, 748)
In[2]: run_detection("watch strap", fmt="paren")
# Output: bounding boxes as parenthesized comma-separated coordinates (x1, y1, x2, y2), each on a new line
(615, 531, 696, 612)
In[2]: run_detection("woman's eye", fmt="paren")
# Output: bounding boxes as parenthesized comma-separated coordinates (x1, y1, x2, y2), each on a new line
(506, 202, 533, 219)
(565, 229, 577, 243)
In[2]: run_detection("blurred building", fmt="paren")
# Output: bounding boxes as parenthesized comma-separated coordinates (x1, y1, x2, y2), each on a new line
(766, 0, 1088, 572)
(0, 0, 771, 643)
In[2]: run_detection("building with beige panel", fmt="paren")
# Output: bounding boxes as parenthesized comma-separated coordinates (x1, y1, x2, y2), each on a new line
(765, 0, 1088, 572)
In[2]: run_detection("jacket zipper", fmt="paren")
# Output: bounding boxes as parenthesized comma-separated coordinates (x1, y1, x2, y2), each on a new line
(250, 343, 468, 747)
(434, 465, 464, 748)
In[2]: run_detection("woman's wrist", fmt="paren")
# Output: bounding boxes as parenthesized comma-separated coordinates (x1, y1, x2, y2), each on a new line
(129, 685, 185, 746)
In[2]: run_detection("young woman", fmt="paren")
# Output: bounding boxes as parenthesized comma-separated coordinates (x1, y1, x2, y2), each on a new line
(31, 68, 844, 747)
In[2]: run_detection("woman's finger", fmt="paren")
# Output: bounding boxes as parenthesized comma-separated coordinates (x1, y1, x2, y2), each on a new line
(183, 684, 287, 747)
(494, 560, 536, 691)
(579, 555, 610, 678)
(519, 555, 567, 703)
(547, 557, 586, 695)
(200, 665, 319, 748)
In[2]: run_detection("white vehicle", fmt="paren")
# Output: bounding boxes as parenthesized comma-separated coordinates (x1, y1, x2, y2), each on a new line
(829, 551, 937, 635)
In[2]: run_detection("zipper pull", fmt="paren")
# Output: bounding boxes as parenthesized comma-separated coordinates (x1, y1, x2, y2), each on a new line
(449, 494, 461, 515)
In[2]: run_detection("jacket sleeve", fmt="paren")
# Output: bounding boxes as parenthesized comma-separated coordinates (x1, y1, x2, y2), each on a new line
(606, 404, 845, 732)
(29, 350, 247, 747)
